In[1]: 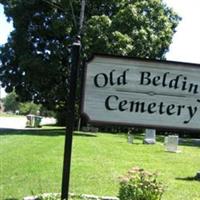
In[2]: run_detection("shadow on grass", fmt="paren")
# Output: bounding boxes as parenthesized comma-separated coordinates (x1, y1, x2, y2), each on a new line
(0, 128, 65, 136)
(0, 129, 97, 137)
(179, 138, 200, 147)
(74, 131, 97, 137)
(4, 198, 19, 200)
(176, 176, 200, 182)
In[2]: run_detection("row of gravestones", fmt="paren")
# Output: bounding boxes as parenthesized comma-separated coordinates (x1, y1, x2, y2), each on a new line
(128, 129, 200, 180)
(128, 128, 180, 153)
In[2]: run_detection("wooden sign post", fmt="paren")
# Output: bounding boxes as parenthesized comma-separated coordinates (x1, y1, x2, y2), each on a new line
(82, 54, 200, 131)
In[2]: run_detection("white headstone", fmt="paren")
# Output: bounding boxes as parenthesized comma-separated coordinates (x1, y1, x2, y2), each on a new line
(127, 132, 134, 144)
(165, 135, 179, 152)
(143, 129, 156, 144)
(164, 136, 168, 145)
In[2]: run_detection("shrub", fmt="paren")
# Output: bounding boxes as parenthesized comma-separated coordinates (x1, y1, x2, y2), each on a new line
(19, 102, 41, 115)
(119, 167, 165, 200)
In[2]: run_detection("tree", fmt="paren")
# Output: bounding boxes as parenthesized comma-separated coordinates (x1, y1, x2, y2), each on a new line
(2, 91, 41, 114)
(0, 0, 180, 123)
(2, 91, 19, 112)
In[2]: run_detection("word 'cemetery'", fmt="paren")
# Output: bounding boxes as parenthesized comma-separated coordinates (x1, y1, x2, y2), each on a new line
(93, 69, 200, 124)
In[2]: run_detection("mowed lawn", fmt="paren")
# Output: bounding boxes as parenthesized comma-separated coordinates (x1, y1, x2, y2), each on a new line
(0, 129, 200, 200)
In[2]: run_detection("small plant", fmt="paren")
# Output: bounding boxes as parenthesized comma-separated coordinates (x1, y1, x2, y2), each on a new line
(119, 167, 165, 200)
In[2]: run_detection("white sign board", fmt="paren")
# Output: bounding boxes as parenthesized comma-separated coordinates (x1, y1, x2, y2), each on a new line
(82, 54, 200, 131)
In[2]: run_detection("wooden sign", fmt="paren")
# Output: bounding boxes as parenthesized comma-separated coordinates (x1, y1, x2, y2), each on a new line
(82, 54, 200, 131)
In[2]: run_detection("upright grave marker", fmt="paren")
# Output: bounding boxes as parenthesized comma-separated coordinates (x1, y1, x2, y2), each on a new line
(144, 129, 156, 144)
(165, 135, 179, 153)
(82, 54, 200, 131)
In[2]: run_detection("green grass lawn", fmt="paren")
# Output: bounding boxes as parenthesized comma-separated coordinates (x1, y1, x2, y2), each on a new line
(0, 129, 200, 200)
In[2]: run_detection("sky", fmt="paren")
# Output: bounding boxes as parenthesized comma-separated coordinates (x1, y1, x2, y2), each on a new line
(0, 5, 13, 98)
(163, 0, 200, 64)
(0, 1, 200, 97)
(0, 6, 13, 45)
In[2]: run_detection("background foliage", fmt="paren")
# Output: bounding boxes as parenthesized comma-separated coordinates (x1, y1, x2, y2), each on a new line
(2, 91, 56, 115)
(0, 0, 180, 122)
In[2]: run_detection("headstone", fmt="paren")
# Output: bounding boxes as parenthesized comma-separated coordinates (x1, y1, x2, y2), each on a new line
(127, 128, 134, 144)
(82, 126, 98, 132)
(143, 129, 156, 144)
(127, 132, 134, 144)
(165, 135, 179, 152)
(90, 127, 99, 132)
(164, 136, 168, 145)
(82, 126, 89, 132)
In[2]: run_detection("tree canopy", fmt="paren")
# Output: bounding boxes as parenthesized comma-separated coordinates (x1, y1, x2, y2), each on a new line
(0, 0, 180, 111)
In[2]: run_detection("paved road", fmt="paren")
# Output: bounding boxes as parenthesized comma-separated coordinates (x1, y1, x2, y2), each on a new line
(0, 116, 56, 129)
